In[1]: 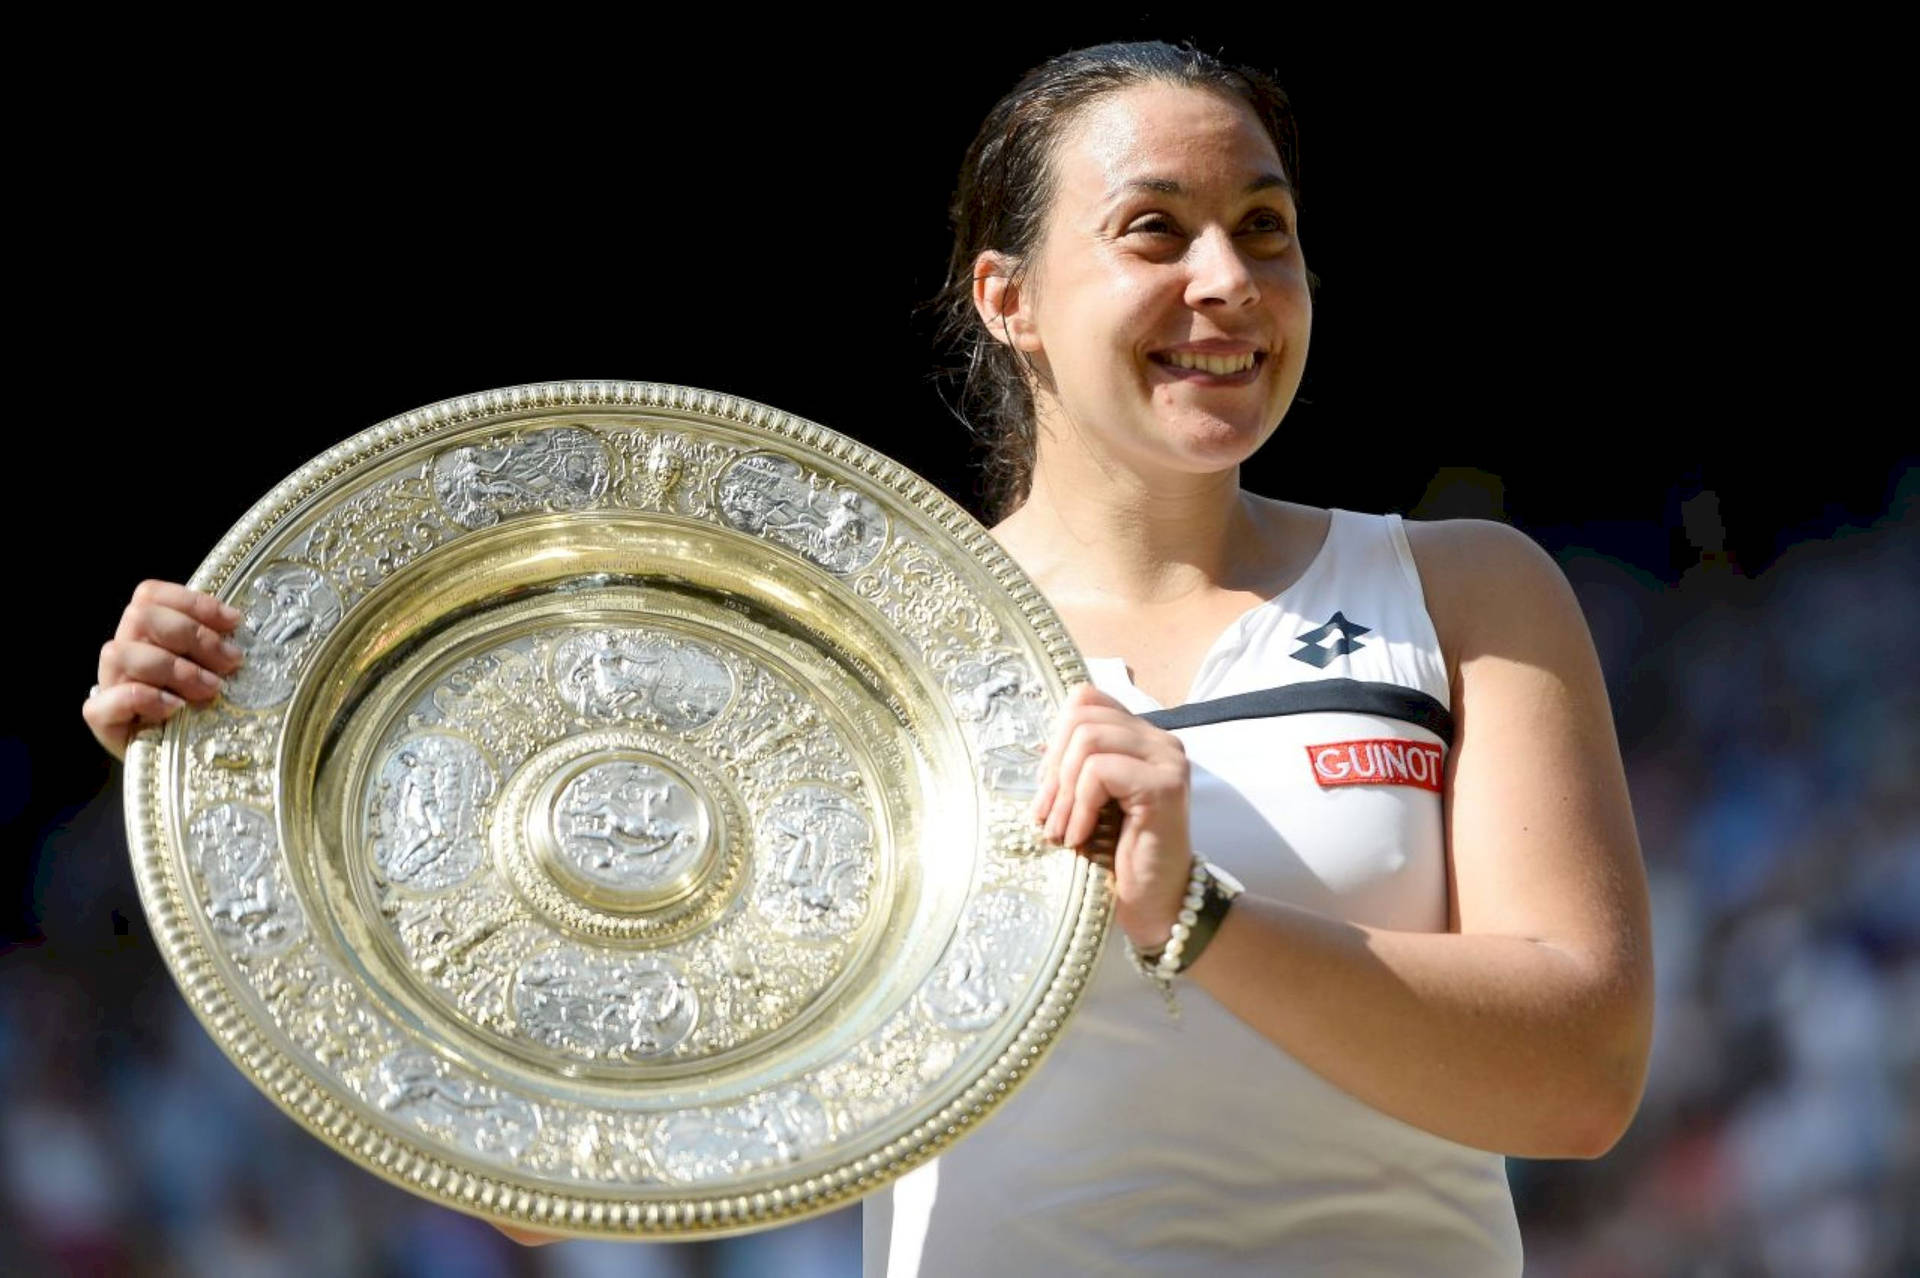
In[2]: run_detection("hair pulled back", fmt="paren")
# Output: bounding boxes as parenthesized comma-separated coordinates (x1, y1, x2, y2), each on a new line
(932, 41, 1306, 520)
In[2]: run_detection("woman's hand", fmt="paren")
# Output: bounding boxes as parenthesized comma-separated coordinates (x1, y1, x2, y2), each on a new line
(84, 580, 245, 762)
(1030, 683, 1194, 951)
(492, 1223, 566, 1246)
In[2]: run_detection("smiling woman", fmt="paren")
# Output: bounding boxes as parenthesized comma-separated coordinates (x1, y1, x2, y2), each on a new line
(867, 39, 1652, 1278)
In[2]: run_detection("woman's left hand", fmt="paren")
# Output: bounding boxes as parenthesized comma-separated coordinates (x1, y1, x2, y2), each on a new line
(1030, 683, 1195, 952)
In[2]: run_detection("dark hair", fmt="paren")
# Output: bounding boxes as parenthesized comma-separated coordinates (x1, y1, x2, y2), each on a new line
(930, 41, 1309, 521)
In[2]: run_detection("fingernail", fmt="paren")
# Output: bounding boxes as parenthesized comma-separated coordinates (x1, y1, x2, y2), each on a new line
(202, 671, 225, 693)
(220, 603, 243, 624)
(221, 641, 243, 662)
(161, 692, 184, 709)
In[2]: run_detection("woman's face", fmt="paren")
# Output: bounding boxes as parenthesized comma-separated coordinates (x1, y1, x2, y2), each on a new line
(991, 82, 1312, 480)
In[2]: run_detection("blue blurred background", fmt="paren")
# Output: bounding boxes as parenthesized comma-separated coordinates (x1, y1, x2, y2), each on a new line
(14, 19, 1908, 1277)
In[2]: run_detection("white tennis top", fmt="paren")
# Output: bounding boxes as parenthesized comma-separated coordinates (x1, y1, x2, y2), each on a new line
(863, 508, 1523, 1276)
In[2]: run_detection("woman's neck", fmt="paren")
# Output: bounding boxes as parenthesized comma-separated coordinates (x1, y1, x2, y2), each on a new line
(989, 447, 1254, 614)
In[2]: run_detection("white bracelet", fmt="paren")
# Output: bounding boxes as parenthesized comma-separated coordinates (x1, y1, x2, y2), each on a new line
(1125, 856, 1209, 1019)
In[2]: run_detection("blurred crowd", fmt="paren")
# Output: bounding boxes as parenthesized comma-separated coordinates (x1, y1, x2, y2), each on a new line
(1513, 485, 1920, 1276)
(4, 484, 1914, 1276)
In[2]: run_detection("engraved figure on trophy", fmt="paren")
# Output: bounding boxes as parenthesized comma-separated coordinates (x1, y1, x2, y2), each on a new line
(511, 951, 699, 1061)
(920, 889, 1050, 1033)
(716, 453, 887, 574)
(188, 713, 281, 805)
(753, 786, 874, 938)
(632, 430, 687, 509)
(821, 489, 868, 557)
(373, 1049, 542, 1161)
(723, 682, 859, 793)
(945, 650, 1048, 797)
(430, 426, 612, 529)
(368, 734, 498, 892)
(652, 1087, 831, 1183)
(728, 686, 813, 775)
(187, 802, 302, 954)
(553, 761, 706, 890)
(552, 630, 733, 730)
(222, 563, 345, 709)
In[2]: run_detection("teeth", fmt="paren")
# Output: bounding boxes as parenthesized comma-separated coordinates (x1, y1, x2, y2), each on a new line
(1164, 350, 1256, 375)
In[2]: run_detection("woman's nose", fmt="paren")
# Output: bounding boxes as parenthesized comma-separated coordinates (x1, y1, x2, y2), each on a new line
(1184, 227, 1259, 310)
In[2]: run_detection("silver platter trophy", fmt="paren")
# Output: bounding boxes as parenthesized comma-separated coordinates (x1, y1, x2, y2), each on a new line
(124, 381, 1109, 1239)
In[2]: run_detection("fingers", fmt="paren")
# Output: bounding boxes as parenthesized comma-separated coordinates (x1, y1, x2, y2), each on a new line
(1040, 721, 1156, 845)
(130, 579, 245, 632)
(82, 681, 186, 763)
(99, 638, 228, 704)
(492, 1223, 566, 1246)
(114, 582, 245, 679)
(1028, 687, 1188, 875)
(1063, 750, 1156, 850)
(86, 581, 243, 764)
(1040, 719, 1184, 844)
(1030, 686, 1149, 828)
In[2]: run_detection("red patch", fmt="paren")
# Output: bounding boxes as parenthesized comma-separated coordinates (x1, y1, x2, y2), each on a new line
(1305, 738, 1444, 792)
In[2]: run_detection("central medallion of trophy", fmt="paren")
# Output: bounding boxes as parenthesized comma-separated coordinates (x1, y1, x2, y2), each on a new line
(491, 721, 751, 953)
(549, 757, 712, 904)
(498, 732, 742, 939)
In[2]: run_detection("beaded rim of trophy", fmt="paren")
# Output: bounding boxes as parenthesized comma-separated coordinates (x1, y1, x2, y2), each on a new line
(124, 381, 1109, 1239)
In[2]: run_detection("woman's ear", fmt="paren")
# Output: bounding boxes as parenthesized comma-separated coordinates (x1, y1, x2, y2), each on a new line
(971, 250, 1042, 352)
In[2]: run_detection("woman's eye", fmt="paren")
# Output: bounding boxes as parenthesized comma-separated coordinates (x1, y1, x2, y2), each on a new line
(1243, 211, 1293, 236)
(1127, 215, 1180, 237)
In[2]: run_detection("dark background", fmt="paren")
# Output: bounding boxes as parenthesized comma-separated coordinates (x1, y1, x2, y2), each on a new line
(8, 20, 1911, 1276)
(19, 26, 1900, 905)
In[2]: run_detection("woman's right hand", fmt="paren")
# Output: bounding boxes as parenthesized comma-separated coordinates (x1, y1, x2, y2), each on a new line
(84, 580, 246, 762)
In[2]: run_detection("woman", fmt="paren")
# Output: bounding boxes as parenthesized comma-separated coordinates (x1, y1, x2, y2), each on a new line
(86, 41, 1653, 1275)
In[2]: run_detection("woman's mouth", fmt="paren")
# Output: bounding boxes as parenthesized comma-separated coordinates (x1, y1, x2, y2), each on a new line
(1148, 350, 1266, 385)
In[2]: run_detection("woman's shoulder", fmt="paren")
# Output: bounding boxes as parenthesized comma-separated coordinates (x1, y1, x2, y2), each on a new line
(1397, 515, 1584, 700)
(1237, 493, 1334, 575)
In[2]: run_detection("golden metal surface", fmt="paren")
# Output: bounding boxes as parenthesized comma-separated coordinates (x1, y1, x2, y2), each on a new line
(123, 382, 1108, 1238)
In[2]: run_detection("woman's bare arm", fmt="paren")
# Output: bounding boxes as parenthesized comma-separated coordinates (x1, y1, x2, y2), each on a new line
(1183, 518, 1654, 1160)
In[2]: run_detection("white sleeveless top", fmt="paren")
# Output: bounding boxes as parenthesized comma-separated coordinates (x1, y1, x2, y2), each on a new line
(863, 508, 1523, 1276)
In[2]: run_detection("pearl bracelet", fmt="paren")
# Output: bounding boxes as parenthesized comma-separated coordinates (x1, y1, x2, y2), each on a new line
(1125, 856, 1210, 1019)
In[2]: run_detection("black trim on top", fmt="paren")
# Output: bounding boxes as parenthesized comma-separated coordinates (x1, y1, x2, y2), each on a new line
(1138, 678, 1454, 746)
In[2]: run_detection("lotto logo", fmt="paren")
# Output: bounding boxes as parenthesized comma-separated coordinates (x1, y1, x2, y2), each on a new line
(1306, 739, 1444, 792)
